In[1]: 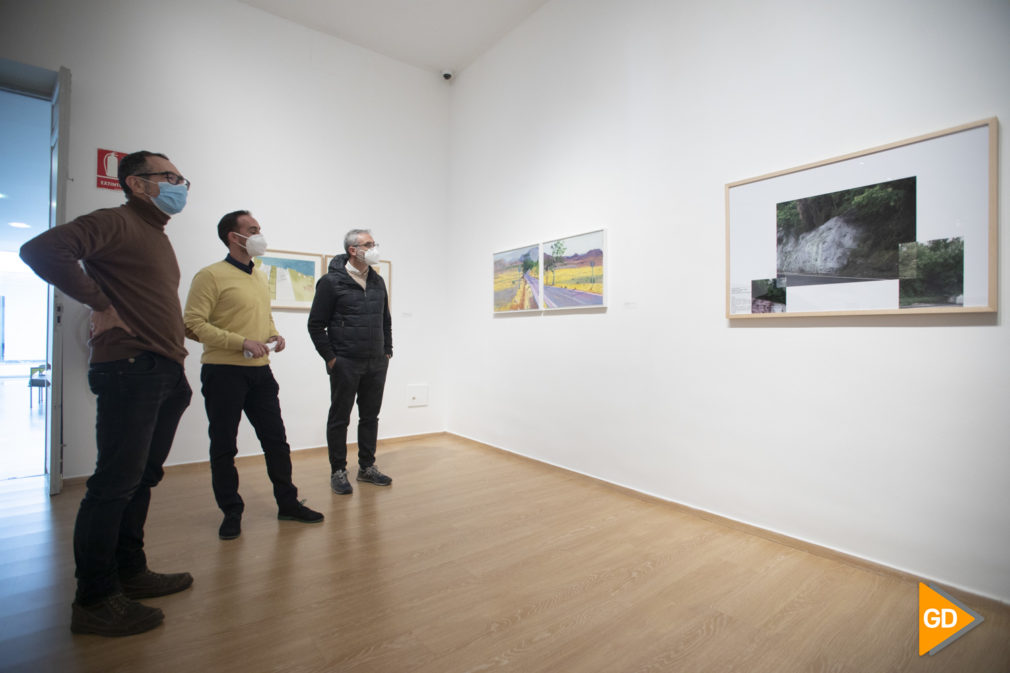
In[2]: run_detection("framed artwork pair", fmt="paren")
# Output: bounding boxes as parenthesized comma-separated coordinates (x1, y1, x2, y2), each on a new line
(493, 229, 606, 314)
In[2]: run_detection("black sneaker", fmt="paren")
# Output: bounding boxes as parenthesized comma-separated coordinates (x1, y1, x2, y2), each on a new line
(330, 469, 353, 495)
(357, 465, 392, 486)
(119, 568, 194, 599)
(71, 592, 164, 637)
(219, 513, 241, 540)
(278, 500, 324, 524)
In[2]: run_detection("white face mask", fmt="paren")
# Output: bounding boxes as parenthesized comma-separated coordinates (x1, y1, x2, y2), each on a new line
(235, 232, 268, 257)
(358, 246, 381, 265)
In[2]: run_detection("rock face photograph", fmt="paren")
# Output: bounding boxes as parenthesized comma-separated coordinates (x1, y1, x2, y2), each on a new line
(776, 176, 916, 286)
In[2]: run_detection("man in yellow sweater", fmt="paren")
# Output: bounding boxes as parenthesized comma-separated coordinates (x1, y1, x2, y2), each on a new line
(184, 210, 323, 539)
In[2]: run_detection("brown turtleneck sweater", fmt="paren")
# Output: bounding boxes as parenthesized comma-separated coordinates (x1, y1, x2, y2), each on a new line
(19, 197, 188, 365)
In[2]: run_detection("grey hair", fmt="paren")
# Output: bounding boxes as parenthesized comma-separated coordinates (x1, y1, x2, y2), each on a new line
(343, 229, 372, 254)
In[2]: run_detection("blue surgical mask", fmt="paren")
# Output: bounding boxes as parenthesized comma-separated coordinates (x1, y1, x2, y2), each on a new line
(148, 181, 188, 215)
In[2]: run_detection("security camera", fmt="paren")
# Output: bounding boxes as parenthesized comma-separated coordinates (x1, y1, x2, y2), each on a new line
(441, 70, 454, 81)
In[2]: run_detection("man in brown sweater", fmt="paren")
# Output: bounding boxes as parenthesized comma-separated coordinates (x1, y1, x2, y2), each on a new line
(20, 151, 194, 637)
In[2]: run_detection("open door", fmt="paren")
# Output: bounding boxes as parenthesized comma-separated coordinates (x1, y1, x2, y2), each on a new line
(46, 67, 70, 495)
(0, 58, 70, 494)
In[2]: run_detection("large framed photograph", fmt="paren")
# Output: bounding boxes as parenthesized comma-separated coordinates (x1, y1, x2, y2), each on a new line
(541, 229, 606, 310)
(726, 118, 998, 318)
(493, 244, 541, 313)
(253, 249, 324, 310)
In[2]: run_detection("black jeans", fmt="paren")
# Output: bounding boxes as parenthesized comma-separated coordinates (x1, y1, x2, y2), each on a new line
(200, 364, 298, 516)
(326, 355, 388, 473)
(76, 352, 191, 605)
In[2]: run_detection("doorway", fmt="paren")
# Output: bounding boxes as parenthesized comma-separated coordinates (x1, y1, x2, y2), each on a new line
(0, 58, 70, 493)
(0, 88, 50, 481)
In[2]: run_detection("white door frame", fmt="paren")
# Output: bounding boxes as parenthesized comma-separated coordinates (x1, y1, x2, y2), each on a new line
(0, 58, 70, 495)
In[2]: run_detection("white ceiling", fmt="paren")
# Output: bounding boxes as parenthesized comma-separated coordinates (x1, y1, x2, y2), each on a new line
(237, 0, 552, 74)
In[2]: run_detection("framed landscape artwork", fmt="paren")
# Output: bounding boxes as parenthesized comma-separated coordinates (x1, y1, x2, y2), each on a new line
(726, 118, 998, 318)
(541, 229, 606, 310)
(493, 244, 541, 313)
(253, 249, 323, 310)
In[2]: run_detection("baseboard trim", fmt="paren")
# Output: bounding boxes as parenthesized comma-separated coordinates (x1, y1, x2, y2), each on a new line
(60, 432, 451, 487)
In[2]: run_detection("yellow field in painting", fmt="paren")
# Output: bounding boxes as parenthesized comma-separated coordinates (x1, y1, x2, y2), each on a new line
(494, 266, 539, 311)
(545, 264, 603, 295)
(265, 266, 316, 302)
(287, 269, 316, 301)
(494, 267, 522, 293)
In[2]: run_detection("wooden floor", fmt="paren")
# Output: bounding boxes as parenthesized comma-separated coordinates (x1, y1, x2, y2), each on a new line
(0, 434, 1007, 673)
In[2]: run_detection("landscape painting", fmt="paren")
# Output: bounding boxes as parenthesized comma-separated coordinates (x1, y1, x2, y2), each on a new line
(493, 244, 540, 313)
(776, 176, 916, 289)
(253, 250, 323, 310)
(542, 230, 605, 310)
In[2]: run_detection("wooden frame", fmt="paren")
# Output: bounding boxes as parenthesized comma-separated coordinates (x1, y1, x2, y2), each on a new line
(253, 249, 323, 310)
(726, 118, 998, 319)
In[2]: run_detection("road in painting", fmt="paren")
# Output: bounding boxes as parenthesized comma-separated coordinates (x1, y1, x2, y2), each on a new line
(254, 255, 317, 304)
(542, 230, 604, 309)
(493, 245, 540, 312)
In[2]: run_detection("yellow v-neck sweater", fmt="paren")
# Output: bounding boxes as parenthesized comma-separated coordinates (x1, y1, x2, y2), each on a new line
(183, 260, 279, 366)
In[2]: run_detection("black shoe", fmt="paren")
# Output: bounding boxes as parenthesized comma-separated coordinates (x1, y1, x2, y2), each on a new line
(278, 500, 324, 524)
(357, 465, 392, 486)
(330, 469, 353, 495)
(219, 513, 241, 540)
(71, 592, 164, 637)
(119, 568, 194, 599)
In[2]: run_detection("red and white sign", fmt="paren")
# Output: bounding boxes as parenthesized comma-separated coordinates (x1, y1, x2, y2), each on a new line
(97, 148, 128, 190)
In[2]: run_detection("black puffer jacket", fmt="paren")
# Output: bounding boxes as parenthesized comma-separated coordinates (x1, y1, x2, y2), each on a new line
(307, 254, 391, 362)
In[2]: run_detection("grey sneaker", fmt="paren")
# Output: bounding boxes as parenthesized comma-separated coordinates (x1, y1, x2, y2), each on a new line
(330, 469, 353, 495)
(71, 592, 164, 637)
(357, 465, 392, 486)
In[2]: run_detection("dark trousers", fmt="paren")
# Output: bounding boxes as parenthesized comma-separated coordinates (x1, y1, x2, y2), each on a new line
(200, 364, 298, 516)
(326, 355, 388, 473)
(76, 352, 191, 605)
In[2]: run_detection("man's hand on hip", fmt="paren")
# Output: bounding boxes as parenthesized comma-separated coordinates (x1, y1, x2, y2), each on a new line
(90, 306, 135, 338)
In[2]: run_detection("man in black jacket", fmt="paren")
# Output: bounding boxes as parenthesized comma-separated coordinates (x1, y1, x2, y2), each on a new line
(307, 229, 393, 494)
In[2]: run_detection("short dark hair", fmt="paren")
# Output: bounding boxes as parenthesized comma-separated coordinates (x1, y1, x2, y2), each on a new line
(118, 151, 169, 197)
(218, 210, 251, 246)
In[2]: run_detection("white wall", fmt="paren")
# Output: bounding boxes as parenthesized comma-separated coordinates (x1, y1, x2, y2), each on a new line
(0, 0, 450, 478)
(445, 0, 1010, 601)
(3, 0, 1008, 604)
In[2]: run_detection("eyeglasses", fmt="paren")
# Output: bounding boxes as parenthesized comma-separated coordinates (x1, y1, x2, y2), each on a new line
(136, 171, 191, 189)
(356, 241, 378, 249)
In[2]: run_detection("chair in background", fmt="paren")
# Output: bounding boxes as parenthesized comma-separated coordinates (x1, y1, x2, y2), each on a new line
(28, 364, 50, 408)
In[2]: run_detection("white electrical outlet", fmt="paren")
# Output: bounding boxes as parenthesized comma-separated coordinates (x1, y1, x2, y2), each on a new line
(407, 384, 429, 407)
